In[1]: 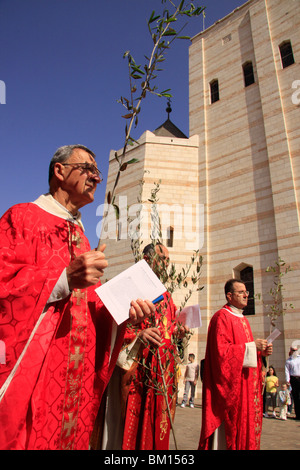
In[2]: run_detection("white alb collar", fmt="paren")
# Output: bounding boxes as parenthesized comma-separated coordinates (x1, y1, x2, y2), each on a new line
(32, 193, 84, 231)
(224, 304, 244, 318)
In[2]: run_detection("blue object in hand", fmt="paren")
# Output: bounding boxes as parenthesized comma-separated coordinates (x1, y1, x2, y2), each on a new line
(153, 294, 164, 304)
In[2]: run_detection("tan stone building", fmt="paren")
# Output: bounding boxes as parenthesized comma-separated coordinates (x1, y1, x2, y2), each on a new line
(101, 0, 300, 394)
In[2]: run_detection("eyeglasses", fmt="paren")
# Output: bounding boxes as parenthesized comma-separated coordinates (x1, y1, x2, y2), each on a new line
(62, 163, 103, 181)
(232, 290, 249, 296)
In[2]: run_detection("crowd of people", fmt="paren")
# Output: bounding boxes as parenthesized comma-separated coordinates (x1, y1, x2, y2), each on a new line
(0, 144, 298, 451)
(262, 346, 300, 422)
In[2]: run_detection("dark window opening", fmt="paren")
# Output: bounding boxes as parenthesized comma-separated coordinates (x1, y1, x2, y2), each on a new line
(243, 61, 255, 87)
(167, 226, 174, 248)
(279, 41, 295, 69)
(210, 79, 219, 103)
(240, 266, 255, 315)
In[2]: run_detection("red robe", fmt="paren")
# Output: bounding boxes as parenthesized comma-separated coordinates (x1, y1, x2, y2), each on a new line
(0, 201, 125, 450)
(121, 293, 177, 450)
(199, 305, 263, 450)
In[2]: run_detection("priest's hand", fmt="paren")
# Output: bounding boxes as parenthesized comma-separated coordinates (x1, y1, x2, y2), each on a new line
(66, 244, 108, 290)
(139, 327, 162, 347)
(255, 338, 273, 356)
(263, 343, 273, 356)
(128, 299, 156, 326)
(174, 323, 190, 339)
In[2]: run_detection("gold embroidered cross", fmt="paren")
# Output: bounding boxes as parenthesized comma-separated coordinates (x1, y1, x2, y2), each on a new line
(159, 410, 168, 440)
(72, 289, 85, 306)
(162, 315, 171, 339)
(70, 346, 84, 370)
(63, 411, 77, 437)
(71, 232, 82, 248)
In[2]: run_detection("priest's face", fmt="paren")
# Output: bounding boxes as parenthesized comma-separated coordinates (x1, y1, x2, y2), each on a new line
(146, 244, 170, 283)
(227, 282, 249, 310)
(60, 148, 101, 208)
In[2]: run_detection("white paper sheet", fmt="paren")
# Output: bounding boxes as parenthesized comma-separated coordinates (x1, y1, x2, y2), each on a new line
(176, 305, 202, 329)
(95, 260, 166, 325)
(266, 328, 281, 343)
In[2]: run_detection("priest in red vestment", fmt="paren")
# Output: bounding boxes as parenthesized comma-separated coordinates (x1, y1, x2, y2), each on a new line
(99, 243, 183, 450)
(0, 145, 155, 450)
(120, 290, 178, 450)
(199, 279, 273, 450)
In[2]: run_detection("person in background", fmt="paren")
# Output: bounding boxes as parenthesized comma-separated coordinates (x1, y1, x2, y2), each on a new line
(285, 345, 300, 420)
(278, 382, 291, 420)
(265, 366, 279, 418)
(180, 353, 199, 409)
(199, 279, 273, 450)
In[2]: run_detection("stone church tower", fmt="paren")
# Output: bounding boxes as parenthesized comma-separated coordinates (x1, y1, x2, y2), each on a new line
(101, 0, 300, 390)
(100, 105, 201, 315)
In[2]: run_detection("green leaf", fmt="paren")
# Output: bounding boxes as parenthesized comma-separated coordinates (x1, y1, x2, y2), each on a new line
(127, 158, 139, 165)
(113, 204, 119, 218)
(162, 29, 177, 37)
(131, 65, 145, 75)
(122, 113, 134, 119)
(178, 0, 185, 11)
(166, 17, 177, 23)
(159, 92, 172, 98)
(131, 74, 144, 80)
(148, 11, 160, 24)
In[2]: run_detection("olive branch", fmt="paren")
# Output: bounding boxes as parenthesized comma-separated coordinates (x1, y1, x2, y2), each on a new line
(256, 257, 294, 334)
(126, 179, 203, 449)
(97, 1, 205, 249)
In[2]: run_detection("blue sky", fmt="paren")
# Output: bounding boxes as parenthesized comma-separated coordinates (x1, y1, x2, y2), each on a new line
(0, 0, 245, 247)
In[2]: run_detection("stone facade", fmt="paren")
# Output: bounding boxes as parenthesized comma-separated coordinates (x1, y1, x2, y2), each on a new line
(101, 0, 300, 394)
(189, 0, 300, 383)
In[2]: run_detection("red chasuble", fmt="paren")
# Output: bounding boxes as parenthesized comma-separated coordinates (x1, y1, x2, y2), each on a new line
(121, 293, 177, 450)
(199, 305, 263, 450)
(0, 201, 125, 450)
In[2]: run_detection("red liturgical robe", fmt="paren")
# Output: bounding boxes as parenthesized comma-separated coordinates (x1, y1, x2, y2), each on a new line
(121, 293, 177, 450)
(199, 305, 263, 450)
(0, 199, 124, 450)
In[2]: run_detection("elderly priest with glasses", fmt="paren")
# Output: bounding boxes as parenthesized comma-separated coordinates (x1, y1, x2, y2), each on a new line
(199, 279, 273, 451)
(0, 144, 155, 450)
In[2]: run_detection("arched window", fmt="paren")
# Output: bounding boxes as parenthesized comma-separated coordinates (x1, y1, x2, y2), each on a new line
(279, 40, 295, 69)
(167, 226, 174, 248)
(240, 266, 255, 315)
(210, 79, 219, 104)
(243, 61, 255, 87)
(233, 263, 255, 315)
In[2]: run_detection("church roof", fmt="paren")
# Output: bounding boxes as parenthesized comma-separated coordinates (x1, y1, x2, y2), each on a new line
(153, 118, 188, 139)
(153, 102, 188, 139)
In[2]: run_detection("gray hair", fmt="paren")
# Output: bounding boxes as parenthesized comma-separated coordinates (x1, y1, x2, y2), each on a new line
(142, 243, 156, 257)
(142, 242, 165, 259)
(48, 144, 96, 185)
